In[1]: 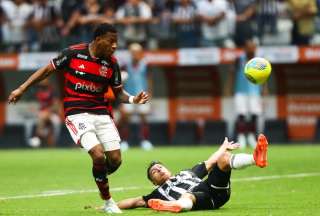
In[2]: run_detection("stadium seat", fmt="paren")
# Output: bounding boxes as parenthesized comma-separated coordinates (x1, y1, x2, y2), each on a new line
(149, 122, 169, 145)
(263, 119, 288, 143)
(314, 118, 320, 142)
(0, 124, 27, 148)
(172, 121, 198, 145)
(57, 125, 75, 148)
(201, 120, 227, 145)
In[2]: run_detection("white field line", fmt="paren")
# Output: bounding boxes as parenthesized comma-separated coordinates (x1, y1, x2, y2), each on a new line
(1, 172, 320, 201)
(232, 172, 320, 182)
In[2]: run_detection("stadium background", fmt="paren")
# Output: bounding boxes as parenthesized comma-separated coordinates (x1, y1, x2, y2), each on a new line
(1, 46, 320, 146)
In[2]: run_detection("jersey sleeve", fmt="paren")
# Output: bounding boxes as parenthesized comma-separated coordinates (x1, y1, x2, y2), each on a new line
(51, 48, 73, 70)
(190, 162, 208, 179)
(110, 61, 122, 88)
(142, 188, 167, 204)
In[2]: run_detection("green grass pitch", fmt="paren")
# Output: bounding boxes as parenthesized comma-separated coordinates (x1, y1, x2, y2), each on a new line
(1, 145, 320, 216)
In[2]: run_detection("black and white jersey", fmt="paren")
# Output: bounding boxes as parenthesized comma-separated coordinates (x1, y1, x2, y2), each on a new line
(143, 170, 202, 202)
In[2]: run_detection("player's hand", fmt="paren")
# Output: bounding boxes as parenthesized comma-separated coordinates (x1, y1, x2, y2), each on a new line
(221, 137, 240, 151)
(8, 87, 24, 104)
(133, 91, 149, 104)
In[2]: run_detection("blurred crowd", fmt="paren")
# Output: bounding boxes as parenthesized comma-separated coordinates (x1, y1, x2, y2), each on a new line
(0, 0, 320, 52)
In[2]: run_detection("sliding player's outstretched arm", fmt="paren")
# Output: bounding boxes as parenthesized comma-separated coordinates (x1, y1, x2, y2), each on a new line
(117, 196, 146, 209)
(8, 64, 55, 104)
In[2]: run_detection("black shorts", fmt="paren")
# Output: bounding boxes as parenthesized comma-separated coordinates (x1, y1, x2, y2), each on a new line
(191, 165, 231, 210)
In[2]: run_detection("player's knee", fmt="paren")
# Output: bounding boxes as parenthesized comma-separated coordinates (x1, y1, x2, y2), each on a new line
(217, 152, 231, 172)
(89, 146, 106, 164)
(106, 158, 122, 174)
(93, 152, 106, 164)
(106, 150, 122, 174)
(108, 153, 122, 165)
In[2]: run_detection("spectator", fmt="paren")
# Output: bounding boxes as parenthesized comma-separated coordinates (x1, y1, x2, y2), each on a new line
(61, 0, 115, 44)
(225, 40, 267, 148)
(25, 0, 63, 51)
(147, 0, 176, 49)
(104, 0, 126, 12)
(1, 0, 32, 52)
(172, 0, 198, 48)
(29, 78, 61, 148)
(288, 0, 318, 45)
(196, 0, 233, 47)
(0, 4, 4, 45)
(77, 0, 108, 42)
(230, 0, 256, 47)
(118, 43, 154, 151)
(256, 0, 278, 43)
(115, 0, 152, 48)
(60, 0, 83, 46)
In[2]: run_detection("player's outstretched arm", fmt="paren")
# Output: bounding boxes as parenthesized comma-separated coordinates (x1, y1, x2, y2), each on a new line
(113, 86, 149, 104)
(8, 64, 55, 104)
(117, 196, 146, 209)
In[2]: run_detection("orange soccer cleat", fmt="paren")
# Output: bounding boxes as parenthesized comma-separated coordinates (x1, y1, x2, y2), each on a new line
(253, 134, 269, 168)
(148, 199, 182, 213)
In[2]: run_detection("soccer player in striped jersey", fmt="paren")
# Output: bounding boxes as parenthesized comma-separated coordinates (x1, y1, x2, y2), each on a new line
(8, 23, 149, 213)
(117, 134, 268, 212)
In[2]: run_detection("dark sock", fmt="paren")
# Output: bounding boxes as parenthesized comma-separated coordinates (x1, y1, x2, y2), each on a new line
(92, 163, 110, 200)
(140, 123, 150, 140)
(236, 115, 247, 134)
(119, 125, 129, 141)
(248, 114, 257, 133)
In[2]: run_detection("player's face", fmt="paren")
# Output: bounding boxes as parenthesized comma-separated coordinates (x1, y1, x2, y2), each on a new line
(149, 164, 171, 185)
(95, 32, 118, 59)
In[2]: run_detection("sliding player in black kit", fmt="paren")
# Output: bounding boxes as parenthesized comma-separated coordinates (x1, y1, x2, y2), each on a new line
(117, 134, 268, 212)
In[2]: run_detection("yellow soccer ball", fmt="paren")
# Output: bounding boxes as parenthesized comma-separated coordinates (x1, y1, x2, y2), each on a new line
(244, 57, 272, 84)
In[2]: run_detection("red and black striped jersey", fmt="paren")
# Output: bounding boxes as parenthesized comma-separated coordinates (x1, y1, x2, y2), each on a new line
(50, 43, 122, 117)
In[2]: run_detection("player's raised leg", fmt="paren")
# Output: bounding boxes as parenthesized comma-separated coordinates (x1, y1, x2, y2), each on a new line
(230, 133, 268, 169)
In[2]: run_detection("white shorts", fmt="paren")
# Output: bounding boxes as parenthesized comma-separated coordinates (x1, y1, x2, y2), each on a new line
(65, 113, 121, 152)
(121, 103, 151, 115)
(234, 93, 262, 116)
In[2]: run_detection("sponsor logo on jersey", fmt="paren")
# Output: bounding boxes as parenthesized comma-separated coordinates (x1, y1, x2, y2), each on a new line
(55, 56, 67, 67)
(101, 60, 109, 66)
(75, 82, 103, 93)
(78, 64, 85, 69)
(76, 54, 88, 59)
(75, 70, 85, 76)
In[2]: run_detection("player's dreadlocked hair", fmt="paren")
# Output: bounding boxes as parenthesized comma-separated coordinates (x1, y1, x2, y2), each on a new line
(93, 23, 117, 40)
(147, 161, 163, 182)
